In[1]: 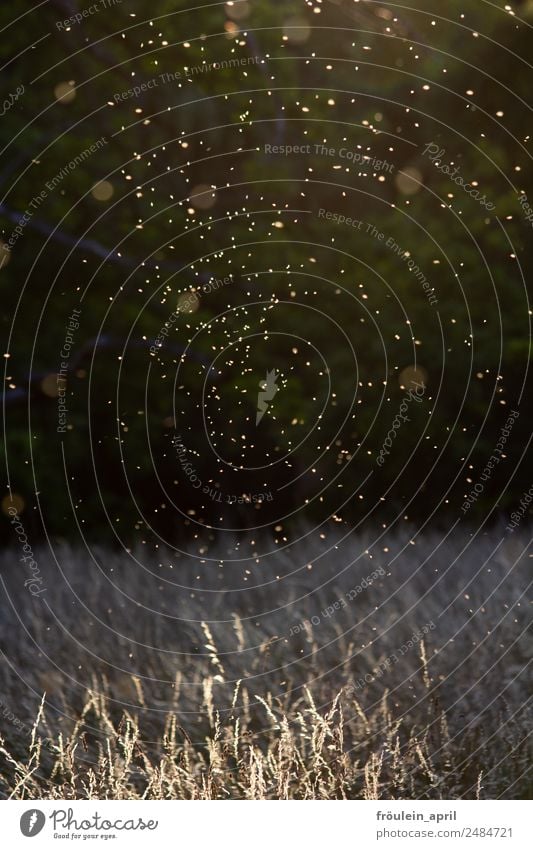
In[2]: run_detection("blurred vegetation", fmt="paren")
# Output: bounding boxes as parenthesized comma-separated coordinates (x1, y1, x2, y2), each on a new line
(1, 0, 531, 544)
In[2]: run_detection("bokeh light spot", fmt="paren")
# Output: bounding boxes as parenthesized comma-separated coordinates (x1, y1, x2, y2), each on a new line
(91, 180, 114, 201)
(54, 81, 76, 103)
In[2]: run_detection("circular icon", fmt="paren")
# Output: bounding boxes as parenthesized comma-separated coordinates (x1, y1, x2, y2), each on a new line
(20, 810, 46, 837)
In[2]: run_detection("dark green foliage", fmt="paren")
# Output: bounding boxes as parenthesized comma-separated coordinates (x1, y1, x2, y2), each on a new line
(1, 0, 531, 543)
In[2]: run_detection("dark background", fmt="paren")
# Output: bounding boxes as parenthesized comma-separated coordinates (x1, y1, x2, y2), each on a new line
(1, 0, 531, 546)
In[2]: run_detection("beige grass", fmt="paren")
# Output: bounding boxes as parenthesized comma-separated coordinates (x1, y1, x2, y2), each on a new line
(0, 526, 530, 799)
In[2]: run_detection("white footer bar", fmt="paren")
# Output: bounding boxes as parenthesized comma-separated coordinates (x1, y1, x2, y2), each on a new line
(3, 800, 530, 848)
